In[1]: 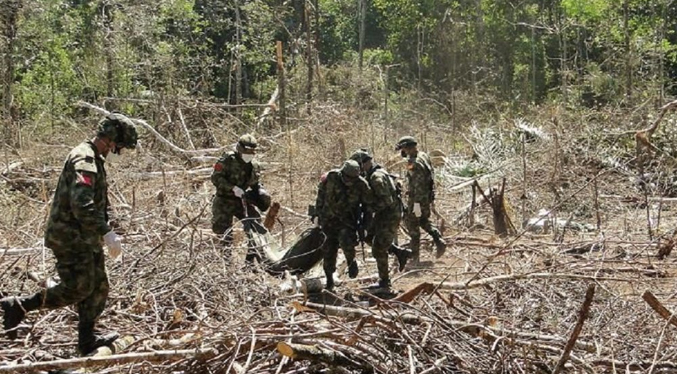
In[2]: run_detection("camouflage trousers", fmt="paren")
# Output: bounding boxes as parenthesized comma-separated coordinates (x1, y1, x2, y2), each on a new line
(404, 203, 442, 259)
(211, 194, 261, 247)
(320, 221, 358, 277)
(370, 208, 400, 280)
(41, 243, 109, 328)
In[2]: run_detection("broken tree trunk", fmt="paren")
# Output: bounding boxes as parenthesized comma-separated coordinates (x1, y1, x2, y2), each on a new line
(474, 179, 515, 237)
(0, 348, 217, 373)
(263, 202, 280, 230)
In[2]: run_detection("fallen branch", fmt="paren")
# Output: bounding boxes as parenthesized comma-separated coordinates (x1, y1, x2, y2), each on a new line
(552, 283, 596, 374)
(642, 290, 677, 329)
(0, 348, 217, 373)
(77, 101, 226, 155)
(277, 342, 367, 370)
(441, 273, 633, 291)
(256, 87, 280, 127)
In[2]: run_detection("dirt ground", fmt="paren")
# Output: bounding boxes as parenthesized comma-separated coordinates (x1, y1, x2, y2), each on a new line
(3, 112, 677, 373)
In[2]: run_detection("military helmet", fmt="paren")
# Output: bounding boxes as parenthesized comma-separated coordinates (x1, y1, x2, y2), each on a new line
(340, 160, 361, 179)
(395, 136, 417, 150)
(349, 149, 373, 164)
(97, 112, 138, 150)
(238, 134, 258, 150)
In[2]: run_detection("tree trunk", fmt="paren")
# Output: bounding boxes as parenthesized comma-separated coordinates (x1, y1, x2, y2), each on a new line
(358, 0, 366, 71)
(234, 0, 242, 108)
(306, 0, 312, 114)
(624, 0, 632, 101)
(2, 0, 21, 147)
(102, 1, 114, 107)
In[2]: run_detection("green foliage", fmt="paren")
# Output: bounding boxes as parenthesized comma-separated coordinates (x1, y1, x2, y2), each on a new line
(8, 0, 677, 128)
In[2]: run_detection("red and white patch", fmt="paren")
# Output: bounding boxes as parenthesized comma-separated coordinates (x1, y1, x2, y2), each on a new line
(320, 172, 328, 183)
(214, 163, 224, 172)
(76, 172, 93, 187)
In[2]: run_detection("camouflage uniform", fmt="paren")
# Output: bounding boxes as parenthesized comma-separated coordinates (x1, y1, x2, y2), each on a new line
(42, 141, 112, 326)
(315, 160, 372, 289)
(1, 112, 138, 355)
(363, 164, 401, 282)
(397, 137, 445, 261)
(211, 135, 270, 256)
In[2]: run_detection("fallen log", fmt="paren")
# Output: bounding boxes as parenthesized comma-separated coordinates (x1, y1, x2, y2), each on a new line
(592, 359, 677, 371)
(277, 342, 368, 370)
(0, 348, 217, 373)
(441, 272, 634, 291)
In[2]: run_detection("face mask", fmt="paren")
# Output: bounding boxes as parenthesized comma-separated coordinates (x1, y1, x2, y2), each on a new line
(106, 151, 120, 163)
(241, 153, 255, 163)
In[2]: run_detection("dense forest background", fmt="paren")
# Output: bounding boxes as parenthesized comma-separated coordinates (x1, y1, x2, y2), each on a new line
(1, 0, 676, 146)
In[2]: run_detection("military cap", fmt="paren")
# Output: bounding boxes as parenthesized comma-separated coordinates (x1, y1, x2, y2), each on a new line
(395, 136, 417, 150)
(349, 149, 373, 164)
(238, 134, 258, 150)
(340, 160, 361, 178)
(98, 112, 138, 150)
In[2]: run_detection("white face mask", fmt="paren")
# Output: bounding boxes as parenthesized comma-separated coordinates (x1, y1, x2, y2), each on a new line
(241, 153, 255, 163)
(106, 150, 121, 163)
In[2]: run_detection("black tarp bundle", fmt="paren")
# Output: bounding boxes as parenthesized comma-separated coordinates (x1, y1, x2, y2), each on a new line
(244, 220, 326, 276)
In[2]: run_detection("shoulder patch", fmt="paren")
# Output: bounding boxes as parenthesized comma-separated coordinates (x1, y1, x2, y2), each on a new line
(214, 163, 224, 172)
(76, 172, 94, 187)
(70, 143, 98, 173)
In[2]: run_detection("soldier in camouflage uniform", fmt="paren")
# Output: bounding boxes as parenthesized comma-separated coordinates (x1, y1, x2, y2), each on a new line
(312, 160, 373, 290)
(1, 113, 138, 355)
(350, 150, 410, 288)
(211, 134, 271, 261)
(395, 136, 446, 264)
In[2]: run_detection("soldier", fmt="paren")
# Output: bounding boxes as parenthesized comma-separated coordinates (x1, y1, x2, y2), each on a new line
(312, 160, 372, 290)
(211, 134, 271, 261)
(1, 112, 138, 355)
(350, 150, 410, 288)
(395, 136, 446, 264)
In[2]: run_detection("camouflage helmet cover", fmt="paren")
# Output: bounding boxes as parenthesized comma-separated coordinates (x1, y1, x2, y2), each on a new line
(349, 149, 373, 164)
(395, 136, 417, 150)
(97, 112, 138, 150)
(238, 134, 258, 150)
(340, 160, 361, 179)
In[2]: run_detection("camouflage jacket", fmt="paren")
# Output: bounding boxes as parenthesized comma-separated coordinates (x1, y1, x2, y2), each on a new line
(44, 141, 110, 249)
(211, 151, 262, 198)
(405, 151, 435, 206)
(315, 170, 373, 226)
(366, 164, 400, 214)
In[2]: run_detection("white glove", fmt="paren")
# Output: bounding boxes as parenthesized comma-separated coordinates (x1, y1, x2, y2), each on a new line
(103, 231, 122, 259)
(232, 186, 245, 198)
(412, 203, 422, 217)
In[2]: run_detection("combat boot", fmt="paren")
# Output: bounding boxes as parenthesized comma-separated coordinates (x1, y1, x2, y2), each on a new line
(433, 234, 447, 259)
(389, 245, 411, 272)
(78, 324, 119, 356)
(378, 278, 391, 289)
(1, 293, 41, 339)
(325, 276, 335, 291)
(348, 260, 359, 279)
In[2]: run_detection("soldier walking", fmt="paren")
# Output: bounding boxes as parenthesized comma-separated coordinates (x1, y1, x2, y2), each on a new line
(1, 113, 138, 355)
(211, 134, 271, 261)
(350, 150, 410, 288)
(395, 136, 446, 264)
(312, 160, 372, 290)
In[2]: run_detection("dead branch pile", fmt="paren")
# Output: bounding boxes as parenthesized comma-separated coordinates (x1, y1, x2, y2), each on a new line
(4, 101, 677, 373)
